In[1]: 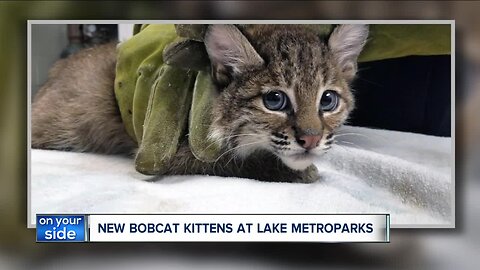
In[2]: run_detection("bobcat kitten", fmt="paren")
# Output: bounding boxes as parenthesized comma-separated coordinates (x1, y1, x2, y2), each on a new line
(32, 24, 369, 183)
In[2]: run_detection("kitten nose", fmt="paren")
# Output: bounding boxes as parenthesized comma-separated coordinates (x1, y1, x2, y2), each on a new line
(297, 135, 321, 150)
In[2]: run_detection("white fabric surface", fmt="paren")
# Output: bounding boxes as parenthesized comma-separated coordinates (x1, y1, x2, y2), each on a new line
(30, 126, 452, 226)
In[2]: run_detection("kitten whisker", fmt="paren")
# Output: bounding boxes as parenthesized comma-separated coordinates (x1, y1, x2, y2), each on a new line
(335, 140, 358, 146)
(335, 131, 388, 140)
(333, 132, 371, 139)
(334, 139, 376, 151)
(355, 76, 384, 88)
(356, 66, 372, 73)
(321, 146, 332, 151)
(332, 132, 388, 145)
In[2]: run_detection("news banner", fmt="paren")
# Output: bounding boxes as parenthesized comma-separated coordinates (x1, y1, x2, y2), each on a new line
(36, 214, 390, 242)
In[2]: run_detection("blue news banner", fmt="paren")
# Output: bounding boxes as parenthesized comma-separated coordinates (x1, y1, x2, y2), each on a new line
(36, 214, 390, 242)
(36, 215, 86, 242)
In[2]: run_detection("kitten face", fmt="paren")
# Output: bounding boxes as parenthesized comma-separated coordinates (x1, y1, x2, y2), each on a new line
(205, 24, 368, 170)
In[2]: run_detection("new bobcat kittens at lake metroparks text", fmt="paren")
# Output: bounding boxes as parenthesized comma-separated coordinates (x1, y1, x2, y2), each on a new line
(32, 24, 369, 183)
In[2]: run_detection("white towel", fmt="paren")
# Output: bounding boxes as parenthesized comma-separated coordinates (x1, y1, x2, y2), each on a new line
(30, 125, 452, 227)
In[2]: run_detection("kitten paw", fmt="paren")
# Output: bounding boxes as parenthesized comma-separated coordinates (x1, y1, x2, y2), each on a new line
(295, 165, 321, 183)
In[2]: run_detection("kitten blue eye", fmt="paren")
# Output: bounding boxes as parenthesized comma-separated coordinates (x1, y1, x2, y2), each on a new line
(320, 90, 339, 112)
(263, 91, 288, 111)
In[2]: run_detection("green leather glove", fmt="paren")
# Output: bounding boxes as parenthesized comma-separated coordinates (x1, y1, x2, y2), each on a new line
(115, 24, 221, 175)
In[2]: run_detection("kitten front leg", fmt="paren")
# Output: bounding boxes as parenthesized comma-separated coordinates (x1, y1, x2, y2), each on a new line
(294, 165, 321, 183)
(234, 153, 321, 183)
(248, 164, 320, 183)
(148, 143, 321, 183)
(259, 164, 321, 183)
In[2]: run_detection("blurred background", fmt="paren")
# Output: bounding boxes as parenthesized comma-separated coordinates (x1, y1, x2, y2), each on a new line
(1, 1, 479, 269)
(31, 24, 120, 95)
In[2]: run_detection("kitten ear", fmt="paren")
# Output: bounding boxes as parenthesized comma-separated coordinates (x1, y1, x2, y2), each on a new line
(328, 24, 369, 80)
(204, 24, 264, 86)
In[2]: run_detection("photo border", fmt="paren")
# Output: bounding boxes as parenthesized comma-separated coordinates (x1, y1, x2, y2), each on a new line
(27, 19, 455, 229)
